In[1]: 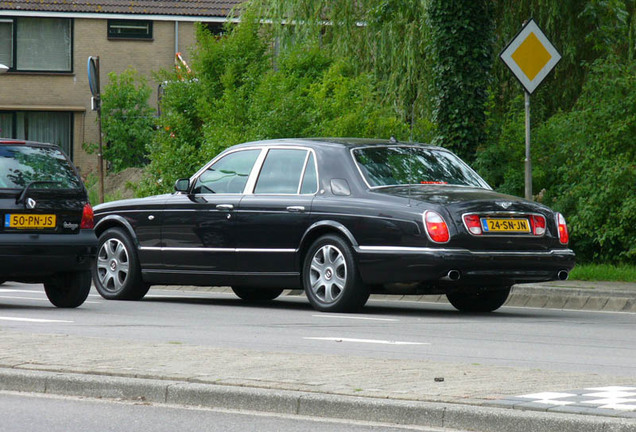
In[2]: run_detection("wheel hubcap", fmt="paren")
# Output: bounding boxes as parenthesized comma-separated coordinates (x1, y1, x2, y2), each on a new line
(309, 245, 347, 304)
(96, 238, 129, 293)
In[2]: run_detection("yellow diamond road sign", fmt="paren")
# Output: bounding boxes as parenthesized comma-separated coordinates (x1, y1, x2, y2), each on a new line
(500, 19, 561, 94)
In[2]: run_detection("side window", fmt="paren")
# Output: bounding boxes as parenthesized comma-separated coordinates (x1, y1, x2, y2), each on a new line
(254, 149, 308, 194)
(193, 149, 260, 194)
(300, 152, 318, 194)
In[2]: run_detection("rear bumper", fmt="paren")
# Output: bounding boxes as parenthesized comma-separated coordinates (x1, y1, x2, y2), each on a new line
(355, 246, 576, 286)
(0, 230, 97, 281)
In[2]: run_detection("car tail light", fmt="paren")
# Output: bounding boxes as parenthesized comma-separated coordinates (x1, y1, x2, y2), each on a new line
(81, 203, 94, 229)
(463, 214, 482, 235)
(557, 213, 569, 244)
(424, 211, 450, 243)
(530, 214, 546, 236)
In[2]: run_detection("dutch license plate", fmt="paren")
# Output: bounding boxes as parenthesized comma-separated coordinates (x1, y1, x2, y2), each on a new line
(4, 214, 56, 229)
(481, 218, 530, 233)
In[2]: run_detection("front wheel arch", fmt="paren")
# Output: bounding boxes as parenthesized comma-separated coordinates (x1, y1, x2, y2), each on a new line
(94, 216, 139, 247)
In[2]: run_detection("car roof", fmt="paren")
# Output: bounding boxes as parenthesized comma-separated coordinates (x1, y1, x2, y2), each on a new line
(229, 137, 447, 152)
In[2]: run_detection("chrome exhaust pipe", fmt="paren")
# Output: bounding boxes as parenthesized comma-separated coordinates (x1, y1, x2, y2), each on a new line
(557, 270, 569, 281)
(442, 270, 461, 281)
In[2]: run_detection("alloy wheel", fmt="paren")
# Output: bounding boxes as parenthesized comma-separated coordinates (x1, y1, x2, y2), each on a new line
(96, 238, 129, 294)
(309, 244, 347, 304)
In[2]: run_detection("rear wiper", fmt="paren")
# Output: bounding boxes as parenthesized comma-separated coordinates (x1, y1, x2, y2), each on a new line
(16, 181, 64, 204)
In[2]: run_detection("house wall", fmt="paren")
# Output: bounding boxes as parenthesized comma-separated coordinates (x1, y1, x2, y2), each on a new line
(0, 17, 197, 175)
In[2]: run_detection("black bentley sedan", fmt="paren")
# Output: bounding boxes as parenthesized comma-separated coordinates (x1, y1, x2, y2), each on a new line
(92, 138, 574, 312)
(0, 139, 96, 308)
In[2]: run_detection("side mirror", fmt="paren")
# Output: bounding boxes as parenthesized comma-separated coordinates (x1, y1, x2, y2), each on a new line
(174, 178, 190, 193)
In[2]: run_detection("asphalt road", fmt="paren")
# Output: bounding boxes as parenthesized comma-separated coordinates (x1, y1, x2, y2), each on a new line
(1, 282, 634, 377)
(0, 392, 455, 432)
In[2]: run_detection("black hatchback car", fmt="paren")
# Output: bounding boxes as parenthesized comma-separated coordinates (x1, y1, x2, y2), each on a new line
(92, 138, 575, 313)
(0, 139, 97, 308)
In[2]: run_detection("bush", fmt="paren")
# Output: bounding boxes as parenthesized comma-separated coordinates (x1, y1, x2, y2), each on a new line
(139, 18, 408, 196)
(100, 68, 155, 172)
(534, 57, 635, 263)
(137, 78, 207, 196)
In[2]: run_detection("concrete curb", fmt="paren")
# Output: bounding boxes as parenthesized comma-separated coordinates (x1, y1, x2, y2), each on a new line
(153, 284, 636, 313)
(0, 368, 633, 432)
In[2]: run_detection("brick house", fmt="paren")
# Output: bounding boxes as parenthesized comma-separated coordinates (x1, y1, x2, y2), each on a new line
(0, 0, 241, 174)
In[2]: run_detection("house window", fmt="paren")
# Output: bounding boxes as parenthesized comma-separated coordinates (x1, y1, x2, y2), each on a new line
(108, 20, 153, 40)
(0, 19, 12, 69)
(0, 17, 72, 72)
(204, 22, 228, 37)
(0, 111, 73, 158)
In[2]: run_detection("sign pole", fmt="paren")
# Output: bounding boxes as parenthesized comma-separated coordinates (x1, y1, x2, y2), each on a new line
(88, 56, 104, 204)
(97, 95, 104, 204)
(524, 91, 532, 200)
(499, 18, 561, 202)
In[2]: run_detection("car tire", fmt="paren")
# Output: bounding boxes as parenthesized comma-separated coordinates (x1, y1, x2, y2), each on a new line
(446, 287, 511, 312)
(93, 227, 150, 300)
(303, 234, 369, 312)
(44, 271, 91, 308)
(231, 286, 284, 302)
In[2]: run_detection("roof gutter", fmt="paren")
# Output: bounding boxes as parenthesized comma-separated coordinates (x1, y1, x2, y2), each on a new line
(0, 10, 240, 23)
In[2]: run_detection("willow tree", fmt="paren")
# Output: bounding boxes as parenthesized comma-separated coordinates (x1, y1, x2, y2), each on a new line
(252, 0, 433, 139)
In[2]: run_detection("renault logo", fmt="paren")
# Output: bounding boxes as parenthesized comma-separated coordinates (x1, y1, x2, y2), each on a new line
(26, 198, 37, 209)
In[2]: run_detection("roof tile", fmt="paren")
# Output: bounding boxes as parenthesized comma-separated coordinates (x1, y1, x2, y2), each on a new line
(0, 1, 244, 17)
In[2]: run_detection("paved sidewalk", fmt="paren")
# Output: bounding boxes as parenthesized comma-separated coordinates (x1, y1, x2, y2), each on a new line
(1, 280, 634, 431)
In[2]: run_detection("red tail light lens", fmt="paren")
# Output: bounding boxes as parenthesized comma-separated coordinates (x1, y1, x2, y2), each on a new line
(463, 214, 482, 235)
(81, 203, 94, 229)
(530, 214, 546, 236)
(557, 213, 569, 244)
(424, 211, 450, 243)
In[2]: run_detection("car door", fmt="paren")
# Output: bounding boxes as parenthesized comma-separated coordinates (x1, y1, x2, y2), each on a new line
(236, 147, 318, 274)
(160, 149, 262, 278)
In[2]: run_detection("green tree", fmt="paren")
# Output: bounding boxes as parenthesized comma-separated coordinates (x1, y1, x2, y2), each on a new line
(534, 57, 635, 263)
(256, 0, 433, 138)
(427, 0, 494, 161)
(138, 74, 207, 196)
(100, 68, 155, 172)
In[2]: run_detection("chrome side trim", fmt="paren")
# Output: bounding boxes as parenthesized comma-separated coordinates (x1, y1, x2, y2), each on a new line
(140, 247, 296, 253)
(237, 248, 296, 253)
(142, 269, 299, 277)
(356, 245, 575, 257)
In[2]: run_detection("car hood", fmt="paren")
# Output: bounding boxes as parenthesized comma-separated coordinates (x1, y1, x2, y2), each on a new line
(373, 185, 551, 214)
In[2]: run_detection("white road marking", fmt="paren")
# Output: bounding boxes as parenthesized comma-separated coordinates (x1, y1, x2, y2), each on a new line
(312, 314, 398, 322)
(144, 294, 212, 299)
(0, 317, 74, 323)
(304, 337, 429, 345)
(0, 289, 40, 293)
(0, 296, 100, 304)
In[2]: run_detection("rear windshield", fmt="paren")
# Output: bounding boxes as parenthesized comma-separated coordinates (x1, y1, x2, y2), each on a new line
(352, 146, 490, 189)
(0, 145, 82, 189)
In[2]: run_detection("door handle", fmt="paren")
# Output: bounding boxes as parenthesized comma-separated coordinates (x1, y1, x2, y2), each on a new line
(216, 204, 234, 211)
(286, 206, 305, 213)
